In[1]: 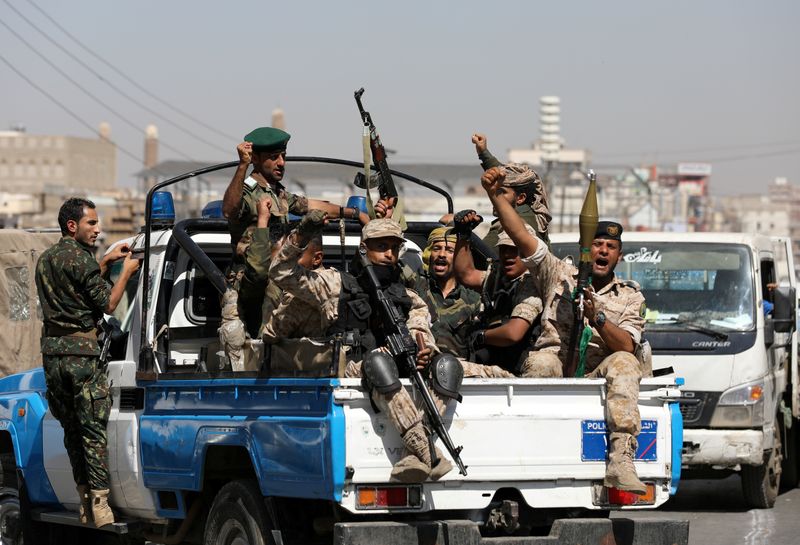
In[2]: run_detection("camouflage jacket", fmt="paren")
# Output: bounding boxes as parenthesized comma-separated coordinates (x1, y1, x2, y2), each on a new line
(228, 175, 308, 266)
(269, 241, 437, 353)
(522, 242, 646, 371)
(36, 237, 109, 356)
(414, 273, 480, 358)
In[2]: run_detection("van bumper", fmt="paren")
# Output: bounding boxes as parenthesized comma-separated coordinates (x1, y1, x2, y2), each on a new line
(682, 429, 764, 466)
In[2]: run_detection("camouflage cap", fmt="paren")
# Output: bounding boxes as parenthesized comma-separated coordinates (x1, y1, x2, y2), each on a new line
(361, 218, 404, 242)
(503, 163, 541, 188)
(595, 221, 623, 241)
(426, 226, 457, 247)
(243, 127, 291, 152)
(495, 223, 538, 247)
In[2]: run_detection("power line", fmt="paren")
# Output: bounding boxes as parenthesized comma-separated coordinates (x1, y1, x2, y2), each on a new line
(0, 53, 165, 177)
(23, 0, 241, 144)
(4, 0, 233, 156)
(4, 0, 230, 153)
(0, 17, 197, 162)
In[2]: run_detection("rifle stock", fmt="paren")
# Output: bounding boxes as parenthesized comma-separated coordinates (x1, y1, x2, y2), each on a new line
(358, 248, 467, 476)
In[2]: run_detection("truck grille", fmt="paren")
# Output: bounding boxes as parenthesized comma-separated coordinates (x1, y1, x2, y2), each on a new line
(679, 391, 720, 427)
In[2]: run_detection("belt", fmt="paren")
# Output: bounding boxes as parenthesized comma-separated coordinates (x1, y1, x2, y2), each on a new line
(46, 325, 98, 341)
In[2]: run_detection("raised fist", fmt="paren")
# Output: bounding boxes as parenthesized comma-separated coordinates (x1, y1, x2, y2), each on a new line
(297, 209, 328, 238)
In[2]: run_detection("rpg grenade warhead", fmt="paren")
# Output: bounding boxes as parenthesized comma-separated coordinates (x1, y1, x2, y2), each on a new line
(578, 170, 599, 262)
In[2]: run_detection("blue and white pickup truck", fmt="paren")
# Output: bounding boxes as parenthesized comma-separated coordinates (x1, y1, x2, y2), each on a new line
(0, 160, 688, 545)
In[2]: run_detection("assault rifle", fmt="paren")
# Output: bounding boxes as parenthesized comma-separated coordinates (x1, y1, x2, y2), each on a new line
(358, 248, 468, 476)
(354, 88, 399, 205)
(564, 170, 598, 377)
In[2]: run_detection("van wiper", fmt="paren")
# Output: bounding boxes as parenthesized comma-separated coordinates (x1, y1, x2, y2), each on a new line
(657, 318, 729, 341)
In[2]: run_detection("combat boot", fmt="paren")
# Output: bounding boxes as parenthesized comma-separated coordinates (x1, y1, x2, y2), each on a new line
(390, 423, 431, 483)
(428, 447, 454, 481)
(605, 432, 647, 495)
(76, 484, 91, 524)
(90, 488, 115, 528)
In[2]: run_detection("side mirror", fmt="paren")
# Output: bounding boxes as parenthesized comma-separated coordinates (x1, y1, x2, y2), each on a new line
(772, 286, 796, 333)
(764, 316, 775, 347)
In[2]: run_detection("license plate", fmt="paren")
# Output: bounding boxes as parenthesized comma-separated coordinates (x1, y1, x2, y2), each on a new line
(581, 420, 657, 462)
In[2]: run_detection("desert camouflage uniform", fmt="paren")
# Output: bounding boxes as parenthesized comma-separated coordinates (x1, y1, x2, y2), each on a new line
(269, 241, 510, 437)
(478, 149, 551, 246)
(35, 237, 111, 490)
(228, 177, 308, 337)
(413, 272, 480, 359)
(519, 241, 647, 437)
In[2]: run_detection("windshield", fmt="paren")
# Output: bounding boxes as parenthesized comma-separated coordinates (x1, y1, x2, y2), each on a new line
(552, 242, 755, 333)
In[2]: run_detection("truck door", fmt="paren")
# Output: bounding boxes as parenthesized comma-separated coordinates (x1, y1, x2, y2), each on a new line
(772, 236, 799, 418)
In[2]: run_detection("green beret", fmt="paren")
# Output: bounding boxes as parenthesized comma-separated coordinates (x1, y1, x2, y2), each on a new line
(243, 127, 290, 151)
(595, 221, 623, 241)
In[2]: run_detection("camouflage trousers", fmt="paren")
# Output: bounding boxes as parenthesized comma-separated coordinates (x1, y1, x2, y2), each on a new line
(345, 358, 514, 435)
(43, 355, 111, 490)
(345, 360, 448, 435)
(520, 350, 643, 435)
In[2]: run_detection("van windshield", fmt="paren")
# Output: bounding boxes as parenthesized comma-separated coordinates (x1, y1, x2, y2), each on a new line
(552, 242, 755, 333)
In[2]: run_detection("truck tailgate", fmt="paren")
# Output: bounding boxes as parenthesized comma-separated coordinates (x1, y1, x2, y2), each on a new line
(335, 377, 679, 511)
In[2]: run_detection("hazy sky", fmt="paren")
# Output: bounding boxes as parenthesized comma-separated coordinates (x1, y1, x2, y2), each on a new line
(2, 0, 798, 195)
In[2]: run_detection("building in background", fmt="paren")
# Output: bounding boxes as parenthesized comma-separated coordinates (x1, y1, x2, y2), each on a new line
(0, 124, 116, 193)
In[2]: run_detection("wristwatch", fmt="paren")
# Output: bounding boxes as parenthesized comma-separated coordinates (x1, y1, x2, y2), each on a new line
(593, 311, 607, 328)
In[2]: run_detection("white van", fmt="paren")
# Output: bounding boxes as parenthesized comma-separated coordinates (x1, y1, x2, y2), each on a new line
(550, 232, 799, 508)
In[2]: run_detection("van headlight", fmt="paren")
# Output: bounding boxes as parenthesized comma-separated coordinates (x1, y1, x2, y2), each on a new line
(710, 379, 765, 428)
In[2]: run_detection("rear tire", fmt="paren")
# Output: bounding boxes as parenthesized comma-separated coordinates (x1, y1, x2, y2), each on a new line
(741, 423, 782, 508)
(203, 480, 273, 545)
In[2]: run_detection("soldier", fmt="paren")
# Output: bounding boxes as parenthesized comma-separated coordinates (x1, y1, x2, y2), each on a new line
(412, 226, 481, 359)
(452, 216, 543, 373)
(481, 166, 649, 495)
(35, 197, 141, 527)
(471, 133, 551, 246)
(269, 215, 513, 482)
(221, 127, 371, 336)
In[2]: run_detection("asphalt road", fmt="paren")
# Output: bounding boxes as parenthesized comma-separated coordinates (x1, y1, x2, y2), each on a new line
(612, 475, 800, 545)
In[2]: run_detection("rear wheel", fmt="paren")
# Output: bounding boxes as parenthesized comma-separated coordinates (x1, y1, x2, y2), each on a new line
(203, 480, 273, 545)
(741, 424, 782, 508)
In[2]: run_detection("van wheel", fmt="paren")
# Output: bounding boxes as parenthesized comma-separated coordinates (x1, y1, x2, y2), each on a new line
(741, 424, 782, 508)
(780, 418, 800, 490)
(0, 490, 22, 545)
(203, 480, 273, 545)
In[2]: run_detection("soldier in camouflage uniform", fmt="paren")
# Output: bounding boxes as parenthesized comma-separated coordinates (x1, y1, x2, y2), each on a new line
(452, 218, 543, 374)
(221, 127, 371, 337)
(35, 198, 140, 527)
(481, 167, 650, 495)
(269, 215, 511, 483)
(472, 133, 551, 246)
(412, 226, 481, 359)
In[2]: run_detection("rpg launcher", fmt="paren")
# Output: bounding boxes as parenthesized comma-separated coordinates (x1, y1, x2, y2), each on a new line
(358, 248, 468, 476)
(354, 88, 399, 205)
(564, 170, 599, 378)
